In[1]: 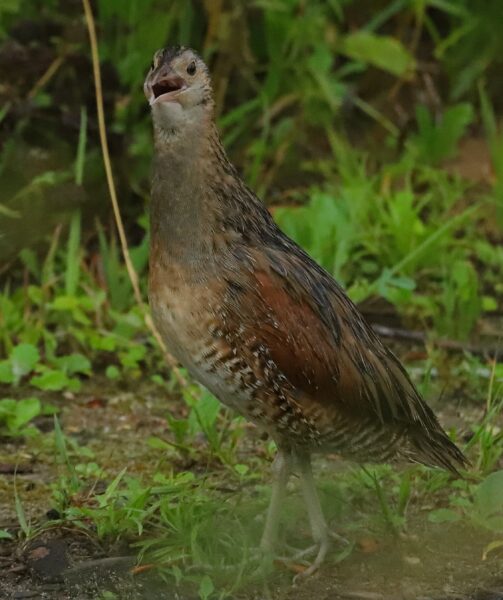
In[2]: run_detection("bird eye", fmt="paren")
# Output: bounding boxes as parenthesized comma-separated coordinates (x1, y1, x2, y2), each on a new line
(186, 61, 196, 76)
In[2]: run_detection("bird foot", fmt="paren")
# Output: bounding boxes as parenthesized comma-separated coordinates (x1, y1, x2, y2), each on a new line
(284, 530, 349, 559)
(277, 531, 350, 581)
(293, 537, 331, 581)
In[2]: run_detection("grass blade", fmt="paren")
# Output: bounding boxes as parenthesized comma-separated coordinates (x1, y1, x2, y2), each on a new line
(75, 106, 88, 186)
(65, 210, 81, 296)
(54, 415, 79, 489)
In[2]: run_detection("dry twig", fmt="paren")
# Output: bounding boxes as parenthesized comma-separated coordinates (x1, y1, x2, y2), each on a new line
(372, 324, 501, 360)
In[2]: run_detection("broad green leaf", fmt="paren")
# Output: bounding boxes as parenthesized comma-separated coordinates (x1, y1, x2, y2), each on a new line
(474, 471, 503, 531)
(482, 296, 498, 312)
(0, 361, 13, 384)
(0, 399, 17, 419)
(9, 397, 41, 430)
(428, 508, 461, 524)
(341, 32, 415, 77)
(55, 353, 91, 375)
(11, 344, 40, 383)
(198, 575, 214, 600)
(31, 370, 70, 391)
(105, 365, 120, 380)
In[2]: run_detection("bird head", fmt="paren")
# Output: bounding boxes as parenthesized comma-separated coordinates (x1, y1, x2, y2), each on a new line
(144, 46, 213, 133)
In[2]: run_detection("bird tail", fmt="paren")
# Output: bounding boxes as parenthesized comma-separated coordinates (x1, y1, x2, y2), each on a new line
(402, 427, 469, 476)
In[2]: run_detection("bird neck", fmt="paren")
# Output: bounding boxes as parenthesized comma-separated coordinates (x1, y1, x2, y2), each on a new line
(150, 119, 232, 263)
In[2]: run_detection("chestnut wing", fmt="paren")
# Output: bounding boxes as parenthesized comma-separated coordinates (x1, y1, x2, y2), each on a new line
(232, 245, 440, 433)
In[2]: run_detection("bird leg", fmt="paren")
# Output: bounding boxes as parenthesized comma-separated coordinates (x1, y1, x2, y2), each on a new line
(295, 453, 346, 577)
(260, 450, 346, 578)
(260, 449, 291, 554)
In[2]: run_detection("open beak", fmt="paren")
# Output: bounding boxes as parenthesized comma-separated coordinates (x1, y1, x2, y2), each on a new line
(145, 69, 187, 106)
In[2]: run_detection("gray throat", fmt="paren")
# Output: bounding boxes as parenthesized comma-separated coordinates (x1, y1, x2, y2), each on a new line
(150, 122, 218, 264)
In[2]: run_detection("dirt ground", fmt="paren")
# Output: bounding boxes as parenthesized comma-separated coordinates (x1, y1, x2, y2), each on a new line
(1, 519, 502, 599)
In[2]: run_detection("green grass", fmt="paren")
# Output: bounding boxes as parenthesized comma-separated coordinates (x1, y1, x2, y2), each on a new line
(1, 350, 501, 596)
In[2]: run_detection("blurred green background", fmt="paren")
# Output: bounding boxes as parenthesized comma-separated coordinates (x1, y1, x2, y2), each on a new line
(1, 0, 502, 348)
(1, 0, 502, 411)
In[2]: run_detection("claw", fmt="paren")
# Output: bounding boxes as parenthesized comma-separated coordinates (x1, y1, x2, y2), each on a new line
(292, 537, 330, 581)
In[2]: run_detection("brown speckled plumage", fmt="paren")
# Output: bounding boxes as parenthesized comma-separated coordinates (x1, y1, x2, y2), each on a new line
(145, 46, 467, 574)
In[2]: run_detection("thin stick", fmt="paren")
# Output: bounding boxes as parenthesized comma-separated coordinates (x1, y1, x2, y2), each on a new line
(372, 323, 501, 359)
(81, 0, 185, 383)
(28, 55, 65, 100)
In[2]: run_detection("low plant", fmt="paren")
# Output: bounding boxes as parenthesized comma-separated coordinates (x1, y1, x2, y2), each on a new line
(0, 396, 42, 437)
